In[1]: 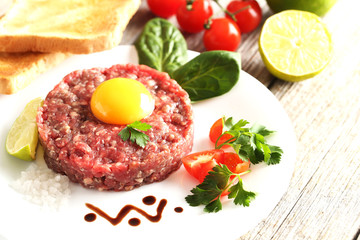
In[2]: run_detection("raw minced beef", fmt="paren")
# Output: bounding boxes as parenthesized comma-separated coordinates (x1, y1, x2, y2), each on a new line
(36, 64, 194, 191)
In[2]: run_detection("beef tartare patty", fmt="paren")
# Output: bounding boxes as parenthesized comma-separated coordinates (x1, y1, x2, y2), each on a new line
(37, 64, 194, 191)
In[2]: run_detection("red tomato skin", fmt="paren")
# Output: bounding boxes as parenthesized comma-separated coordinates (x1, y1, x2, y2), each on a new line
(218, 152, 250, 196)
(203, 18, 241, 51)
(176, 0, 213, 33)
(226, 0, 262, 33)
(209, 118, 233, 148)
(147, 0, 185, 18)
(219, 152, 250, 174)
(209, 118, 223, 143)
(181, 149, 224, 182)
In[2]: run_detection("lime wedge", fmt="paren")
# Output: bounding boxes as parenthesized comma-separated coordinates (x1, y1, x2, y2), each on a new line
(6, 97, 43, 161)
(259, 10, 333, 82)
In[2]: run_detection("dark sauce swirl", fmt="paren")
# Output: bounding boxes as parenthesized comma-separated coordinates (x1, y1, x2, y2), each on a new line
(85, 195, 183, 227)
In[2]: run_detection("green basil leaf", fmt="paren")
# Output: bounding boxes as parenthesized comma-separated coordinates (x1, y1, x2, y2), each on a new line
(135, 18, 187, 75)
(172, 50, 241, 101)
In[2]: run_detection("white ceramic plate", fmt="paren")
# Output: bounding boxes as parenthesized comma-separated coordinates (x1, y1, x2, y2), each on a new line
(0, 45, 296, 240)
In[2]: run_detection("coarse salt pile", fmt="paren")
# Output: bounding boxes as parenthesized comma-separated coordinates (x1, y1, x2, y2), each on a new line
(11, 162, 71, 209)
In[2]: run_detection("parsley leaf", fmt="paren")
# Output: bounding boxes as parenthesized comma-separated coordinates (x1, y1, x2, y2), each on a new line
(185, 117, 283, 212)
(118, 121, 152, 148)
(228, 178, 256, 207)
(216, 117, 283, 165)
(185, 164, 256, 213)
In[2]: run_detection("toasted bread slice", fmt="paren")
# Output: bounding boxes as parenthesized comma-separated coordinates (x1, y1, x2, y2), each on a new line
(0, 52, 68, 94)
(0, 0, 141, 54)
(0, 0, 12, 17)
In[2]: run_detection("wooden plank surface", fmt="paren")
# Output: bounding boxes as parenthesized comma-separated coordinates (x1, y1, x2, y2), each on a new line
(241, 0, 360, 239)
(1, 0, 359, 239)
(121, 0, 360, 239)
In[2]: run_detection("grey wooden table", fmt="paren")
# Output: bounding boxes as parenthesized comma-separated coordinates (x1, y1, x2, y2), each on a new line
(122, 0, 360, 239)
(1, 0, 359, 239)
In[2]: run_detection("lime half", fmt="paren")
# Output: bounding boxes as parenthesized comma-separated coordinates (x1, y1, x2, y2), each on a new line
(259, 10, 333, 82)
(6, 97, 43, 161)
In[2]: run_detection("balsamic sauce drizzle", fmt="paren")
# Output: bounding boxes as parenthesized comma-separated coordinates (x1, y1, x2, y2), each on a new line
(174, 207, 183, 213)
(84, 213, 97, 222)
(142, 195, 156, 205)
(84, 195, 183, 227)
(128, 218, 141, 226)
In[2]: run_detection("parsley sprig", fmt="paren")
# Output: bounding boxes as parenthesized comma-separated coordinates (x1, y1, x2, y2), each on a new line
(186, 164, 256, 213)
(185, 117, 283, 212)
(118, 121, 152, 148)
(216, 117, 283, 165)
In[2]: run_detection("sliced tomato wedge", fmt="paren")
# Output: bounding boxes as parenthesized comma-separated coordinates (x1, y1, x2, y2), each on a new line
(209, 118, 233, 148)
(182, 149, 250, 197)
(181, 149, 249, 182)
(218, 152, 250, 196)
(181, 149, 224, 182)
(218, 152, 250, 174)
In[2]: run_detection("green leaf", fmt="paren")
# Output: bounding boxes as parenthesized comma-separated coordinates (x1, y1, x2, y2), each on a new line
(172, 51, 241, 101)
(204, 197, 222, 213)
(219, 117, 283, 165)
(185, 164, 257, 212)
(240, 144, 259, 164)
(231, 119, 249, 131)
(130, 129, 149, 148)
(266, 145, 283, 165)
(234, 134, 250, 145)
(118, 121, 152, 148)
(185, 183, 221, 207)
(262, 143, 271, 163)
(228, 178, 256, 207)
(250, 123, 274, 136)
(119, 127, 130, 141)
(185, 165, 232, 213)
(223, 116, 234, 131)
(135, 18, 188, 75)
(128, 121, 152, 131)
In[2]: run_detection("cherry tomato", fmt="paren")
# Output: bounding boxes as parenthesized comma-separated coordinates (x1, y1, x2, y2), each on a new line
(209, 118, 234, 148)
(226, 0, 262, 33)
(203, 17, 241, 51)
(218, 152, 250, 196)
(182, 149, 250, 197)
(218, 152, 250, 174)
(181, 149, 224, 182)
(176, 0, 213, 33)
(147, 0, 185, 18)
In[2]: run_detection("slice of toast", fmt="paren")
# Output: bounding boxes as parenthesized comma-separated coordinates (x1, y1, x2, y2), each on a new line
(0, 0, 141, 54)
(0, 52, 68, 94)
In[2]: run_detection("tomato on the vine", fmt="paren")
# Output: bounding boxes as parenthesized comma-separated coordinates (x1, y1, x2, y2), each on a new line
(226, 0, 262, 33)
(147, 0, 185, 18)
(209, 118, 233, 148)
(203, 17, 241, 51)
(176, 0, 213, 33)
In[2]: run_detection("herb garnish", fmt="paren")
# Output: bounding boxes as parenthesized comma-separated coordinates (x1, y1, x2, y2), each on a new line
(186, 164, 256, 213)
(216, 117, 283, 165)
(185, 117, 283, 212)
(118, 121, 152, 148)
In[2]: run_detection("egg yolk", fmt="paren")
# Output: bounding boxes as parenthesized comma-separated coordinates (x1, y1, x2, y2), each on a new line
(90, 78, 155, 125)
